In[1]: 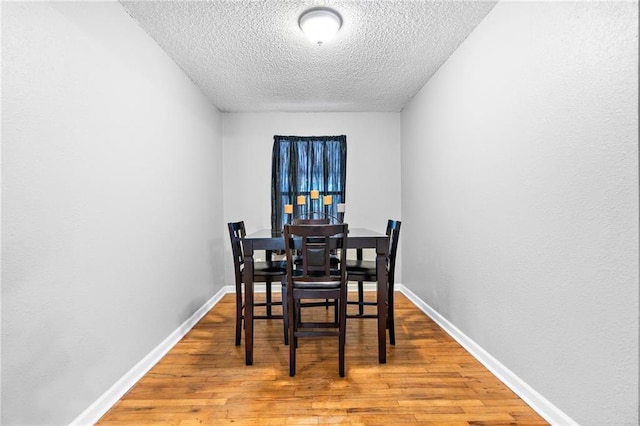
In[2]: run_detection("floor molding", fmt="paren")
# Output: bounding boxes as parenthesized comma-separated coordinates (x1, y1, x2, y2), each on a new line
(396, 283, 577, 426)
(70, 286, 228, 426)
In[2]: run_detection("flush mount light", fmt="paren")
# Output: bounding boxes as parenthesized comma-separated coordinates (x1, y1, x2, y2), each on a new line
(299, 7, 342, 46)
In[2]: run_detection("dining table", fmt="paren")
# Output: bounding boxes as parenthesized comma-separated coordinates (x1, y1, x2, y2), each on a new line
(241, 227, 389, 366)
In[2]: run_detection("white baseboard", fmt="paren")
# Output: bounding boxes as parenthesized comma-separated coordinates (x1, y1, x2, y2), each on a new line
(396, 283, 577, 426)
(70, 286, 228, 426)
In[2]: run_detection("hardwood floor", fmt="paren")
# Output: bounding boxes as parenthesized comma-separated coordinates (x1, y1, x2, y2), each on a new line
(97, 291, 548, 425)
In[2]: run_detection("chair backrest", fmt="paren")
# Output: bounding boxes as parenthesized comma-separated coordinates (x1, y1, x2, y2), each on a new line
(228, 221, 246, 275)
(386, 220, 402, 282)
(292, 217, 330, 225)
(284, 223, 348, 284)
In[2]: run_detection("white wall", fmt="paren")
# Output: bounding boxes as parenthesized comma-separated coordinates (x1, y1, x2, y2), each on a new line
(401, 1, 638, 424)
(222, 112, 401, 284)
(1, 2, 225, 425)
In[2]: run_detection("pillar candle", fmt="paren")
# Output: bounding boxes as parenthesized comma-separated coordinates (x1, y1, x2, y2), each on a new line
(323, 195, 333, 205)
(284, 204, 293, 214)
(297, 195, 306, 205)
(310, 190, 319, 199)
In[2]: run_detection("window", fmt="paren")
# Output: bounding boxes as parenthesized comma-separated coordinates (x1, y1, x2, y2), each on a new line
(271, 135, 347, 230)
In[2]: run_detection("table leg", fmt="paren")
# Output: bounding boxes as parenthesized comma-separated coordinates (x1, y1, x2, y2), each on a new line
(376, 242, 387, 364)
(243, 245, 255, 366)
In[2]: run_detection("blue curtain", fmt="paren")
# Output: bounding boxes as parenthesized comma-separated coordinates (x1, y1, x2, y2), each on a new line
(271, 135, 347, 230)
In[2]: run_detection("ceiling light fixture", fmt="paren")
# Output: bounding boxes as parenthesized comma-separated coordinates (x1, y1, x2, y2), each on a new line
(299, 7, 342, 46)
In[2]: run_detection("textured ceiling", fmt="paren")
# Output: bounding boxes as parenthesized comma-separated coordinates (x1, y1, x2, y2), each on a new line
(120, 1, 496, 112)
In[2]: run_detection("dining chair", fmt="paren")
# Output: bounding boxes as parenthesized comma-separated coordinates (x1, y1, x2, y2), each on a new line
(282, 223, 349, 377)
(346, 219, 401, 345)
(228, 221, 287, 346)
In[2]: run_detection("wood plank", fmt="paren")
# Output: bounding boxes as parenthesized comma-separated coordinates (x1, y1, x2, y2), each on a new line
(97, 292, 548, 425)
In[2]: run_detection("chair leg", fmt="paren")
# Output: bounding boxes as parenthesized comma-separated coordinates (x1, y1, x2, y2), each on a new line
(388, 286, 395, 345)
(282, 281, 289, 345)
(289, 292, 297, 377)
(295, 300, 301, 349)
(235, 283, 243, 346)
(357, 281, 364, 316)
(338, 294, 347, 377)
(266, 280, 272, 317)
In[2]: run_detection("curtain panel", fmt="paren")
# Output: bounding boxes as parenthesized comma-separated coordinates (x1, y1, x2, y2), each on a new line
(271, 135, 347, 231)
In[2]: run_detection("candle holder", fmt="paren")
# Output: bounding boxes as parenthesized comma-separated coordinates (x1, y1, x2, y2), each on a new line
(337, 203, 346, 223)
(323, 195, 332, 219)
(289, 193, 344, 224)
(310, 189, 319, 206)
(296, 195, 306, 218)
(284, 204, 294, 226)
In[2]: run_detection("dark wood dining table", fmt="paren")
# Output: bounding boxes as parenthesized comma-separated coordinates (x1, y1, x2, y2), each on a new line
(242, 227, 389, 366)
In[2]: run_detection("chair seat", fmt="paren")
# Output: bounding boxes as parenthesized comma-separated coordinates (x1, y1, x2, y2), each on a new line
(292, 281, 342, 290)
(248, 260, 287, 276)
(345, 259, 377, 277)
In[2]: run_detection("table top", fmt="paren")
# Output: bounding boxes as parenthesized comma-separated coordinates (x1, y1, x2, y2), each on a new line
(246, 227, 385, 239)
(243, 227, 388, 252)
